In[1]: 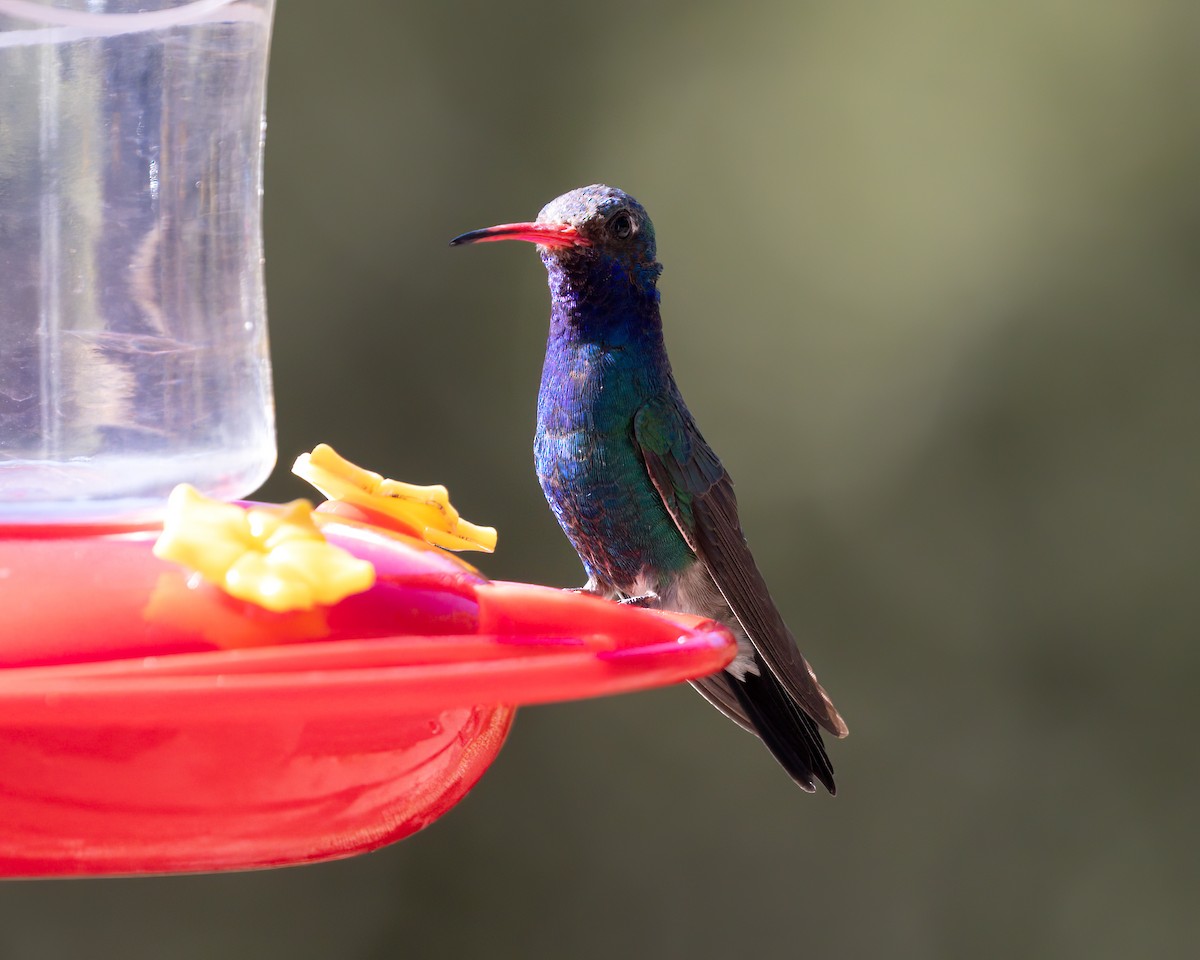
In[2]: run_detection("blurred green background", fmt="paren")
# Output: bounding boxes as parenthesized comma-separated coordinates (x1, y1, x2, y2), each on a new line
(4, 0, 1199, 957)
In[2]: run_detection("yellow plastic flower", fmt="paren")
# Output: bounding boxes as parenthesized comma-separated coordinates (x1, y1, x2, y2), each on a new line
(292, 443, 497, 553)
(153, 484, 376, 613)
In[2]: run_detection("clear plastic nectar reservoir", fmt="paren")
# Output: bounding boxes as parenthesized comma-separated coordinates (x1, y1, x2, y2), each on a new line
(0, 0, 277, 520)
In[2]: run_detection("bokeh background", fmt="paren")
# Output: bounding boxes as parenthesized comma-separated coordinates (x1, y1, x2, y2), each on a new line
(3, 0, 1198, 957)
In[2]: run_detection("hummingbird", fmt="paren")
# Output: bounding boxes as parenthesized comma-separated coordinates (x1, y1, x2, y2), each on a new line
(451, 184, 847, 792)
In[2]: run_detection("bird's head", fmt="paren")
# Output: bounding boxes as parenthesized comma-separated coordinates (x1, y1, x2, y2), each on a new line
(451, 184, 662, 294)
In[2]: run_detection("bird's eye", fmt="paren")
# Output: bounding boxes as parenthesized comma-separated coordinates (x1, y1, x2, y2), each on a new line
(608, 211, 635, 240)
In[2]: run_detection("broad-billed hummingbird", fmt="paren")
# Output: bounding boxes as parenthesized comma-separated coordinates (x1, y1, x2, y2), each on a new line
(452, 185, 847, 791)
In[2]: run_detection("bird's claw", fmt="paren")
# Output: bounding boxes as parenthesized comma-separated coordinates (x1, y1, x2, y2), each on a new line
(617, 592, 659, 608)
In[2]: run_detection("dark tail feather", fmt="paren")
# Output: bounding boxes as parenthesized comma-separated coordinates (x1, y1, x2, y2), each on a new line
(732, 664, 837, 794)
(689, 674, 755, 733)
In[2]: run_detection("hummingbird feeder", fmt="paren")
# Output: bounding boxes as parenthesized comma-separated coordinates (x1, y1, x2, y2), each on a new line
(0, 0, 735, 877)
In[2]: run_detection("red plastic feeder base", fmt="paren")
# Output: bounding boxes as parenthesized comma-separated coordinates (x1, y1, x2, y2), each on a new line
(0, 512, 734, 877)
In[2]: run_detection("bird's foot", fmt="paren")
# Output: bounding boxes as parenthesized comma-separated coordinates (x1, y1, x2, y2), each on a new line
(617, 591, 659, 608)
